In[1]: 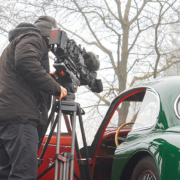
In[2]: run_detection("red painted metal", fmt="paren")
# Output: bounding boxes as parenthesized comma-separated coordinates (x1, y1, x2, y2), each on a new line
(38, 135, 80, 180)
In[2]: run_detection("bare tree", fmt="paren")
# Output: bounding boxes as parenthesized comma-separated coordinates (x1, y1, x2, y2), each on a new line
(0, 0, 180, 126)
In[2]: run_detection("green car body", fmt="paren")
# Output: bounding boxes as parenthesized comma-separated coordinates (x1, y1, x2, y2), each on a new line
(111, 76, 180, 180)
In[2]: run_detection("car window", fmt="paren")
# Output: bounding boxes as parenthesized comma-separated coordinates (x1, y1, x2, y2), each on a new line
(106, 101, 142, 130)
(106, 89, 159, 132)
(106, 90, 145, 131)
(132, 90, 159, 130)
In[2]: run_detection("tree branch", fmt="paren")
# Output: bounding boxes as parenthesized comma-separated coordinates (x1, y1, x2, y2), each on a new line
(130, 58, 179, 86)
(103, 0, 120, 22)
(114, 0, 124, 24)
(130, 0, 149, 24)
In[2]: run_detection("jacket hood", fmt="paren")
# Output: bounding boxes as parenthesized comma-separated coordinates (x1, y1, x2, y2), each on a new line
(8, 22, 41, 42)
(34, 15, 58, 37)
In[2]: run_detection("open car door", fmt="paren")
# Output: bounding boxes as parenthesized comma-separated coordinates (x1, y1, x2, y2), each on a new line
(37, 87, 148, 180)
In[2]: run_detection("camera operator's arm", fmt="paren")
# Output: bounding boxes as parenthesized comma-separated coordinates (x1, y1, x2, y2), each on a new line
(14, 32, 66, 98)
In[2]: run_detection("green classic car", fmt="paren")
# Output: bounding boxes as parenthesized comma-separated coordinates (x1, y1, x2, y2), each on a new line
(38, 76, 180, 180)
(110, 76, 180, 180)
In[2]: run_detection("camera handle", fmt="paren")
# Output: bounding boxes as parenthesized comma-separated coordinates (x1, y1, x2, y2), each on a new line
(37, 100, 93, 180)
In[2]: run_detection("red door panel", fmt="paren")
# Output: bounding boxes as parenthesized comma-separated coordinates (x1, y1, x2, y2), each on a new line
(38, 135, 80, 180)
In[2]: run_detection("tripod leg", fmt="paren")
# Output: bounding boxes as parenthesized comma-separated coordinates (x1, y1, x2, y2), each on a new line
(59, 162, 63, 180)
(65, 160, 70, 180)
(63, 161, 67, 180)
(54, 108, 62, 180)
(77, 105, 93, 180)
(38, 101, 58, 150)
(70, 112, 76, 180)
(39, 115, 58, 165)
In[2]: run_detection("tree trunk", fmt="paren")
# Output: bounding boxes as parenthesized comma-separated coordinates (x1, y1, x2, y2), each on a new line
(118, 101, 130, 126)
(117, 24, 130, 125)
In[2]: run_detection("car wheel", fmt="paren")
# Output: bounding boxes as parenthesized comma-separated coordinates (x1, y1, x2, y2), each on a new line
(130, 155, 159, 180)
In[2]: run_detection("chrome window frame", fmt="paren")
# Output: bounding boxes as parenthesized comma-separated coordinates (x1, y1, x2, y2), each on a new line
(174, 95, 180, 119)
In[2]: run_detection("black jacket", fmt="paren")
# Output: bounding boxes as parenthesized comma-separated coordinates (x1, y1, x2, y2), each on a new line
(0, 23, 60, 129)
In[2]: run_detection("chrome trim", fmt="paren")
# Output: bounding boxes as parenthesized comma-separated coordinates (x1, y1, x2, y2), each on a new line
(174, 95, 180, 119)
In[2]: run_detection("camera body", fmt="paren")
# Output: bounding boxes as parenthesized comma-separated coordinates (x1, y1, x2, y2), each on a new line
(49, 28, 103, 96)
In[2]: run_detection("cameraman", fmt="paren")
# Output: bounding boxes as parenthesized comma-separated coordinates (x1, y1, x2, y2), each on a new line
(0, 16, 67, 180)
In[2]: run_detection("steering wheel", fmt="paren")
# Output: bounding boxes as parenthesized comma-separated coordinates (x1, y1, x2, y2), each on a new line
(115, 122, 134, 147)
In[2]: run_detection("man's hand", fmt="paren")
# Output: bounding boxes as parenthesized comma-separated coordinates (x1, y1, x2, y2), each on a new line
(51, 71, 67, 100)
(55, 86, 67, 101)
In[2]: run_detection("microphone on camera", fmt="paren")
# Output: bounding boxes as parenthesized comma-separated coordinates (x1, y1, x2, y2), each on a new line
(83, 52, 100, 72)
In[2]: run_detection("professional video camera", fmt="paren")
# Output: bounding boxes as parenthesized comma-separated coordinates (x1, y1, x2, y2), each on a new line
(49, 28, 103, 100)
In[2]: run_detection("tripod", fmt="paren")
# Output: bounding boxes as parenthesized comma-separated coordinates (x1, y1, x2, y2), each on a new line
(37, 96, 93, 180)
